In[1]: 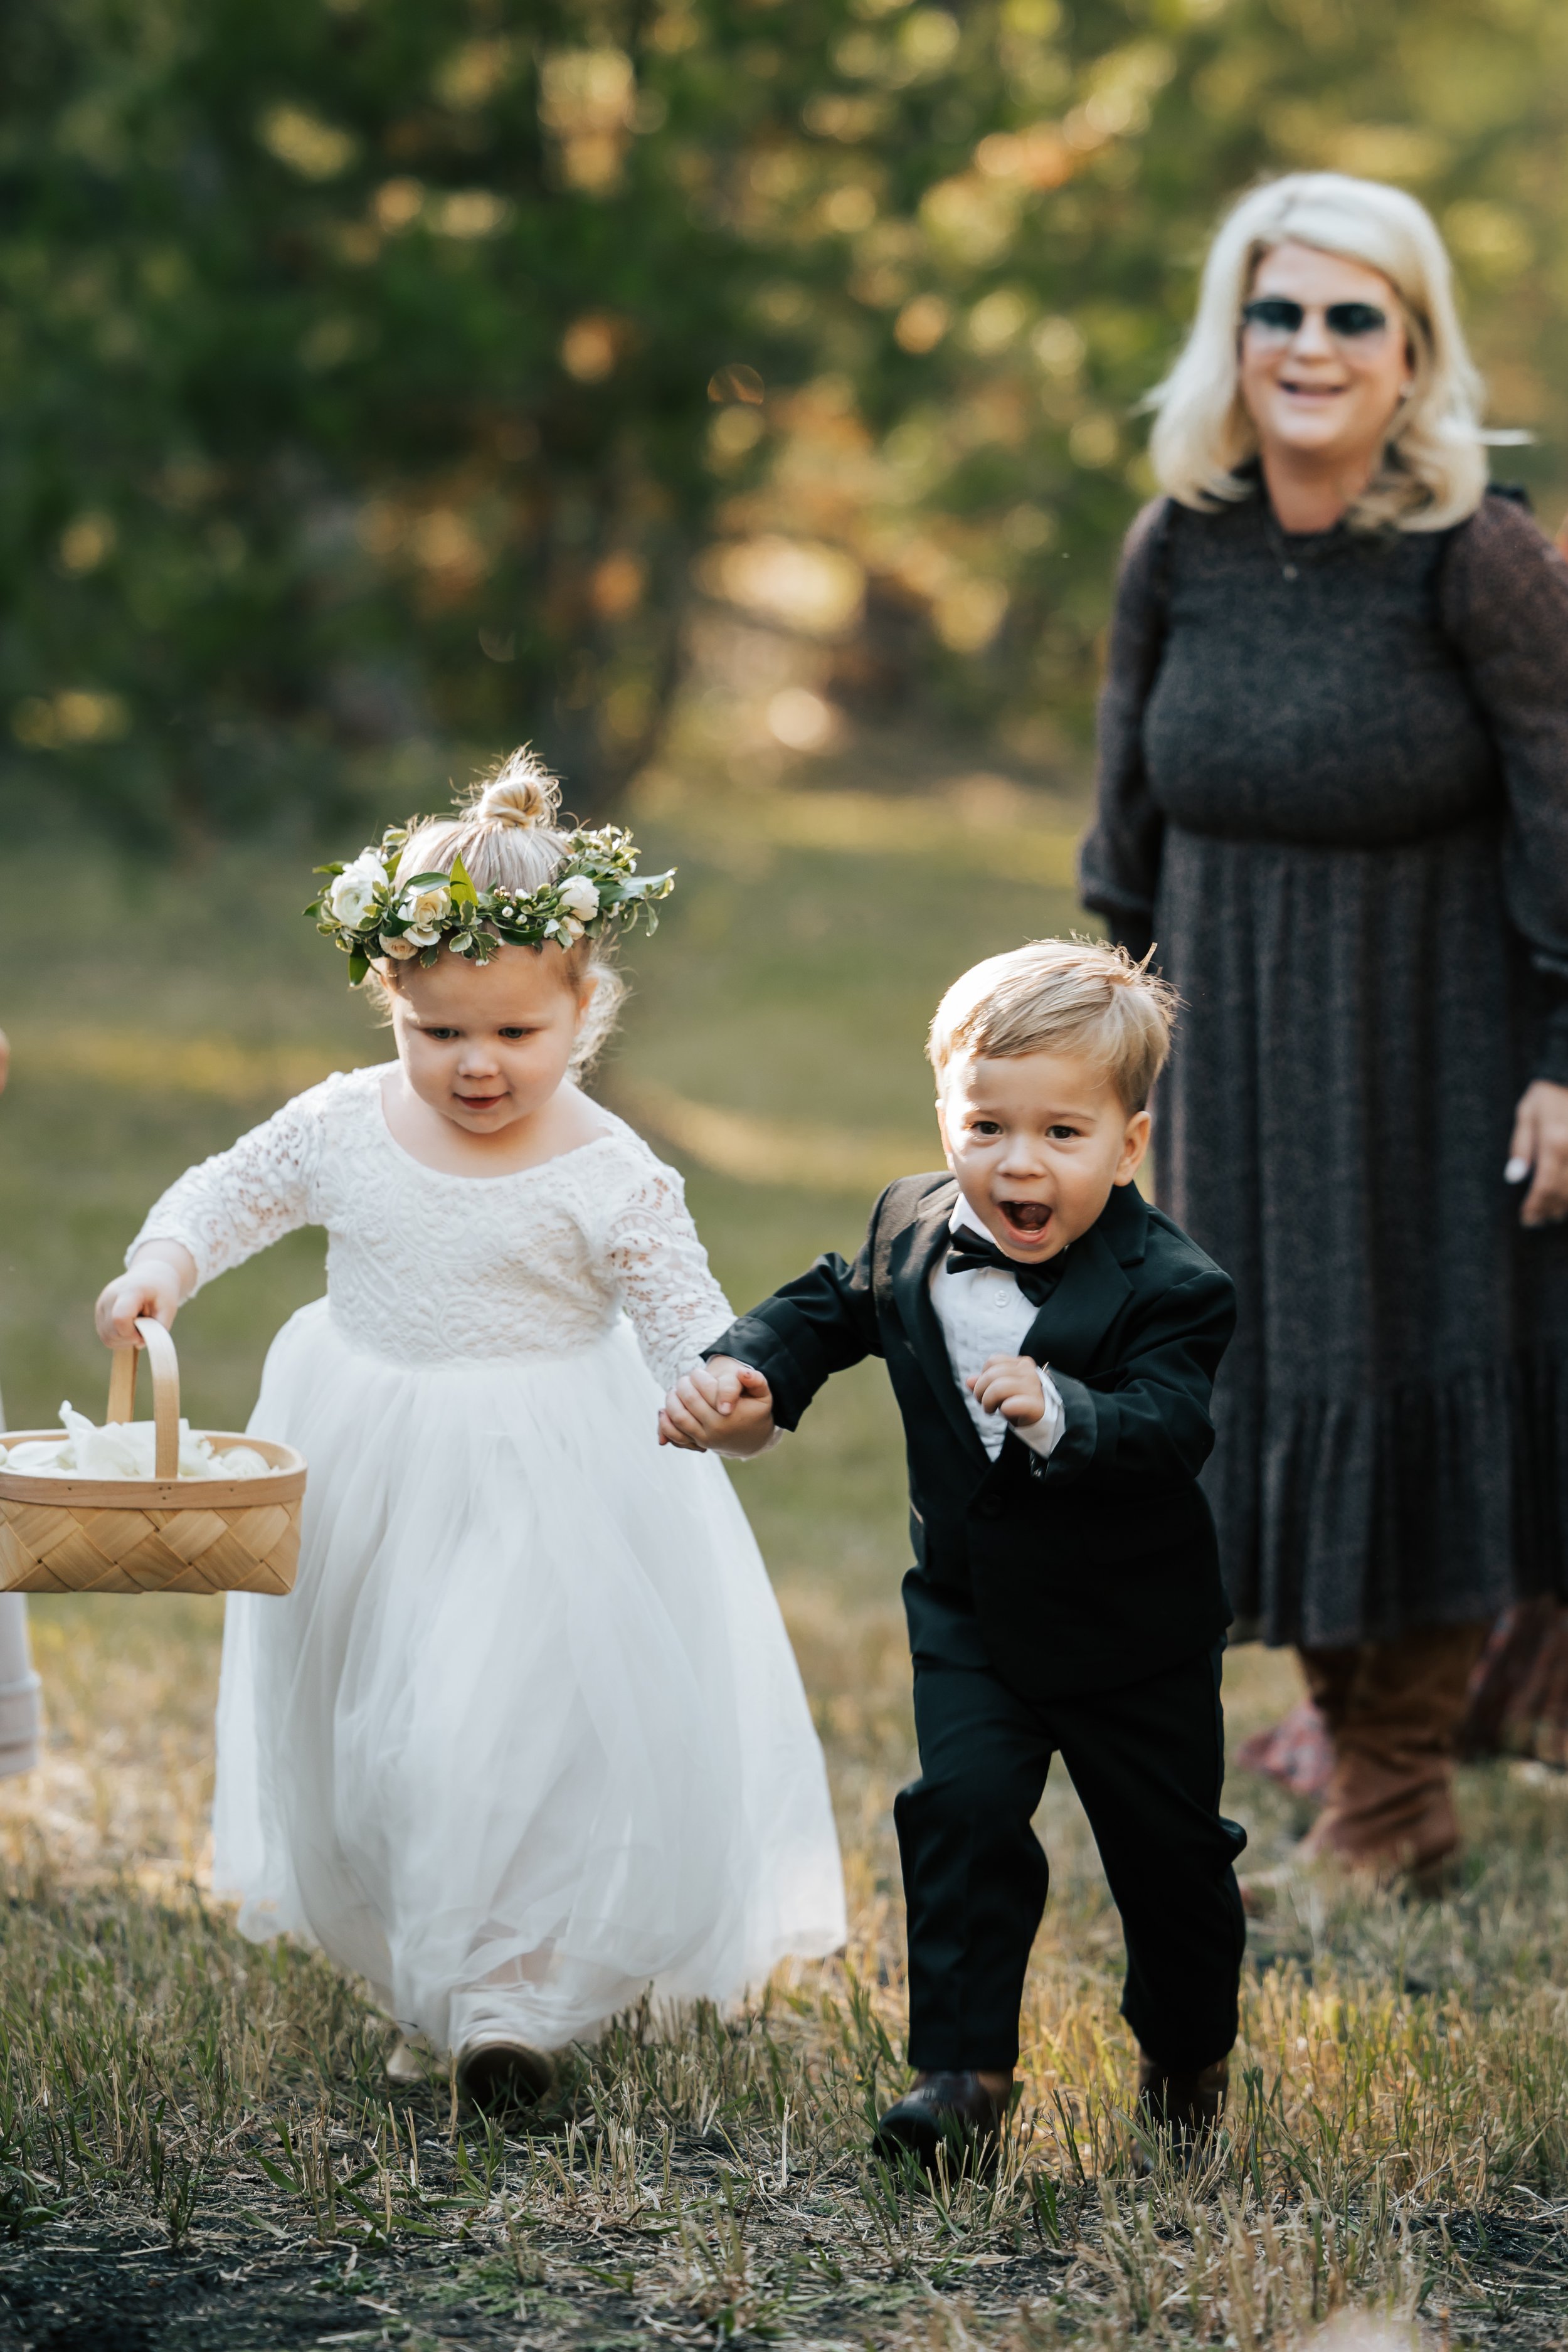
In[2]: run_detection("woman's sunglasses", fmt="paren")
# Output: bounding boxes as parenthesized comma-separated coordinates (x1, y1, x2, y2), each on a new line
(1241, 296, 1390, 342)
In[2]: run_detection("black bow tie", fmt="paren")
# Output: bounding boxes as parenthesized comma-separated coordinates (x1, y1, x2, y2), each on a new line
(945, 1225, 1064, 1306)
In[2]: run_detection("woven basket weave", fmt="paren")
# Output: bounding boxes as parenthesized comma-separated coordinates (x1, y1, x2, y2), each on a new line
(0, 1318, 305, 1597)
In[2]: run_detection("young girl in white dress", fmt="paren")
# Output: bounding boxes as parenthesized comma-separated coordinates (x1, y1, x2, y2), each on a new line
(94, 754, 845, 2108)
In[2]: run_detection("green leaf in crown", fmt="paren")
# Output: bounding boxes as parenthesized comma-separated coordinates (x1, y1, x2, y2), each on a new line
(309, 821, 674, 983)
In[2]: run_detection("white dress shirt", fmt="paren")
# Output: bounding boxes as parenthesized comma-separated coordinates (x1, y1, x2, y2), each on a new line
(930, 1200, 1067, 1462)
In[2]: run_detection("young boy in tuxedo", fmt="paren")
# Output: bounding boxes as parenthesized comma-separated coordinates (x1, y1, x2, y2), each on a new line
(660, 940, 1246, 2168)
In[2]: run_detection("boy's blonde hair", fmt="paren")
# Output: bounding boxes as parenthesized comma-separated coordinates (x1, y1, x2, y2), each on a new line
(371, 746, 626, 1074)
(928, 939, 1177, 1111)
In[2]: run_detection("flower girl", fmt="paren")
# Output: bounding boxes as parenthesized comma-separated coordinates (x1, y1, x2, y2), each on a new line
(95, 753, 845, 2109)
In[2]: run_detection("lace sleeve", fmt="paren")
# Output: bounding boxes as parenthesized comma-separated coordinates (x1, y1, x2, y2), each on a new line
(601, 1155, 736, 1392)
(127, 1083, 331, 1291)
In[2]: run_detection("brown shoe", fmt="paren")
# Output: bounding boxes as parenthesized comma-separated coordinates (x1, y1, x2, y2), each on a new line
(455, 2038, 554, 2114)
(872, 2071, 1009, 2175)
(1136, 2050, 1228, 2163)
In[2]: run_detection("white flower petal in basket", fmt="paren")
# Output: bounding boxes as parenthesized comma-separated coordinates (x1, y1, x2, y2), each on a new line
(18, 1403, 278, 1481)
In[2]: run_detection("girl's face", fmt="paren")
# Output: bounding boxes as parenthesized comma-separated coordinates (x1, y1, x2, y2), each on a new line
(387, 943, 591, 1134)
(1238, 240, 1412, 482)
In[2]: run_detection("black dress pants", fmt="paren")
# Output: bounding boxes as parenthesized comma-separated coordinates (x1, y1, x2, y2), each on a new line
(894, 1573, 1248, 2074)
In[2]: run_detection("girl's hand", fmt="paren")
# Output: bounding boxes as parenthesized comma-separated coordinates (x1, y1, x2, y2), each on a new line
(1508, 1080, 1568, 1227)
(94, 1244, 198, 1348)
(659, 1359, 776, 1455)
(969, 1353, 1046, 1426)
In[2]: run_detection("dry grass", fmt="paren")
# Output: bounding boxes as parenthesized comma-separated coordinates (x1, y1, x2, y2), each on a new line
(0, 1594, 1565, 2350)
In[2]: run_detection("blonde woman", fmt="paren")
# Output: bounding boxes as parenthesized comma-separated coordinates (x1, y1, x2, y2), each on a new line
(1081, 172, 1568, 1885)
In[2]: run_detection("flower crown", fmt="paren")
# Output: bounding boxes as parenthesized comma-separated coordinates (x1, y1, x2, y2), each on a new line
(307, 822, 674, 985)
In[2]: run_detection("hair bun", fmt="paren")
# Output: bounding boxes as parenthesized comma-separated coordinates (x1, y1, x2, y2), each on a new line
(472, 746, 561, 830)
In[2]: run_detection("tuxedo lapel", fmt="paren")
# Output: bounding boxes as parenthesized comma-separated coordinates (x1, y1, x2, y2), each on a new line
(1018, 1219, 1132, 1375)
(891, 1182, 993, 1467)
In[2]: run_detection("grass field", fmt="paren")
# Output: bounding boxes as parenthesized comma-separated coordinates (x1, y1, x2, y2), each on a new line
(0, 747, 1565, 2349)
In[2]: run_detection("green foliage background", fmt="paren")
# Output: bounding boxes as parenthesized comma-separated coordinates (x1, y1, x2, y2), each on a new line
(3, 0, 1565, 840)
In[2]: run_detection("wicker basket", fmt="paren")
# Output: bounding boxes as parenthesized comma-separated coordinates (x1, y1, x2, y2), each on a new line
(0, 1318, 305, 1597)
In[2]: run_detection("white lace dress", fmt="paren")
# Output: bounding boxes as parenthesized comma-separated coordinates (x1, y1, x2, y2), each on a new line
(130, 1065, 845, 2054)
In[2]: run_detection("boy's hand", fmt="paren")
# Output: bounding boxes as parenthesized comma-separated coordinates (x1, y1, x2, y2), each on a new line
(968, 1353, 1046, 1427)
(94, 1244, 197, 1348)
(659, 1357, 776, 1456)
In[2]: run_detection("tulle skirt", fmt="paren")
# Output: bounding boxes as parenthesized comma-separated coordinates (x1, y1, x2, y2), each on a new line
(212, 1301, 846, 2053)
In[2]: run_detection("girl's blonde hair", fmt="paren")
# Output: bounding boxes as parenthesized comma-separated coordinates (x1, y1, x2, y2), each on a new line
(1148, 172, 1488, 532)
(373, 747, 626, 1075)
(928, 938, 1177, 1112)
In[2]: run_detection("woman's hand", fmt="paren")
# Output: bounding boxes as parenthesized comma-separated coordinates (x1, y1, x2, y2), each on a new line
(94, 1244, 198, 1347)
(1507, 1080, 1568, 1226)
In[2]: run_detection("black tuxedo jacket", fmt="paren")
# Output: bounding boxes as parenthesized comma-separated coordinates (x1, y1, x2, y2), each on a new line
(706, 1175, 1236, 1702)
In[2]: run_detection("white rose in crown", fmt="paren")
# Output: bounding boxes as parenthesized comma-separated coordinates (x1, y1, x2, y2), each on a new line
(328, 854, 385, 927)
(309, 818, 674, 988)
(400, 881, 452, 946)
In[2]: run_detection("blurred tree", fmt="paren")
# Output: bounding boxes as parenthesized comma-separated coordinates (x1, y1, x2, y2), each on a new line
(3, 0, 1566, 839)
(1, 0, 872, 839)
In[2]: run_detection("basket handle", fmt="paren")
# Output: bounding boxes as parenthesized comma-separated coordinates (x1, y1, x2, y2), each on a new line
(105, 1317, 180, 1480)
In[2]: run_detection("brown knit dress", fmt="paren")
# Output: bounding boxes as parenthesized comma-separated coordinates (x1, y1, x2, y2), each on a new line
(1081, 484, 1568, 1653)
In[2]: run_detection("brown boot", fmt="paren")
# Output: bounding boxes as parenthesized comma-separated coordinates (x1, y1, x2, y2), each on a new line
(1298, 1623, 1489, 1885)
(1136, 2050, 1228, 2162)
(872, 2071, 1010, 2176)
(1459, 1599, 1568, 1767)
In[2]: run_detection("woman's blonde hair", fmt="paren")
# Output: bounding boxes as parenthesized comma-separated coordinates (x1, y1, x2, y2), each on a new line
(1148, 172, 1488, 531)
(372, 746, 626, 1074)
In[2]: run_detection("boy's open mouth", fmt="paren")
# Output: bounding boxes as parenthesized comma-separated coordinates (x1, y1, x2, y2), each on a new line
(997, 1199, 1052, 1244)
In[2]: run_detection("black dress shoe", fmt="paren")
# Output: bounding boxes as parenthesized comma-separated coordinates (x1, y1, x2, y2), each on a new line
(871, 2072, 1009, 2175)
(455, 2038, 554, 2114)
(1135, 2050, 1228, 2163)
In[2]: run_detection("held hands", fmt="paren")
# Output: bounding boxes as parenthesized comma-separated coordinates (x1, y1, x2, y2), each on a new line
(93, 1244, 198, 1349)
(968, 1353, 1046, 1428)
(1508, 1080, 1568, 1227)
(659, 1356, 776, 1456)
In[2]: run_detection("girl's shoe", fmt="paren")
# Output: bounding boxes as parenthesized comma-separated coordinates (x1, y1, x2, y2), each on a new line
(385, 2033, 437, 2085)
(455, 2038, 554, 2114)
